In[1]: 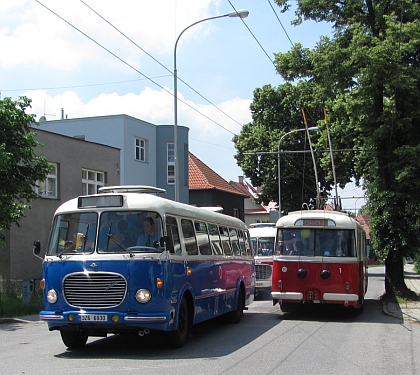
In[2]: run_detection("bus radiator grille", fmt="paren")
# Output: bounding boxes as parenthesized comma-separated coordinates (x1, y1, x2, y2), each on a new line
(255, 265, 272, 280)
(63, 272, 127, 309)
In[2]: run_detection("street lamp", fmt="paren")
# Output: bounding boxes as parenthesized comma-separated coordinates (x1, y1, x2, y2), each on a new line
(173, 9, 249, 202)
(278, 126, 318, 217)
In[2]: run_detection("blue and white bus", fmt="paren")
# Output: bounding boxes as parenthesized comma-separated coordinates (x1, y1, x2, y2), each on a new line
(33, 186, 255, 349)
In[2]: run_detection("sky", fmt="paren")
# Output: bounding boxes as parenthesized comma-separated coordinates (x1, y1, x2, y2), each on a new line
(0, 0, 366, 213)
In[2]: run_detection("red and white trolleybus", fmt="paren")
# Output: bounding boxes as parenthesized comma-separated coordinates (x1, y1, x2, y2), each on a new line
(271, 210, 368, 312)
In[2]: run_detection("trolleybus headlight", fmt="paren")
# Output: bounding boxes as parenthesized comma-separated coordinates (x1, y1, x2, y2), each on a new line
(46, 289, 58, 303)
(297, 268, 307, 279)
(320, 269, 331, 280)
(135, 289, 151, 303)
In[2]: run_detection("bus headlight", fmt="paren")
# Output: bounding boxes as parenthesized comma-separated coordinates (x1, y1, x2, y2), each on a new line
(46, 289, 58, 304)
(135, 289, 151, 303)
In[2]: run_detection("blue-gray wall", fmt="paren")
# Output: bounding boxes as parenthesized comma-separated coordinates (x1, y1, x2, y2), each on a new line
(38, 115, 189, 202)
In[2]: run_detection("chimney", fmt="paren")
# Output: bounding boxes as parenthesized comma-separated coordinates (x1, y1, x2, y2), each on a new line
(61, 108, 64, 119)
(238, 176, 244, 184)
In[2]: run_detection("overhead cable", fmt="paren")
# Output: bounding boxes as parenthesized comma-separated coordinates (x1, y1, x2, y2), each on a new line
(34, 0, 236, 135)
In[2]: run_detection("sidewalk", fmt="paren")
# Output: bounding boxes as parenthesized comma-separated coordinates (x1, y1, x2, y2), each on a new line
(382, 263, 420, 323)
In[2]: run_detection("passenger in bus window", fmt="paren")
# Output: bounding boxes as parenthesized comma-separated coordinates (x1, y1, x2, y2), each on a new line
(275, 240, 284, 255)
(289, 241, 302, 256)
(111, 219, 132, 249)
(336, 248, 345, 256)
(324, 239, 334, 256)
(127, 212, 146, 242)
(137, 217, 160, 247)
(98, 212, 119, 249)
(283, 231, 295, 253)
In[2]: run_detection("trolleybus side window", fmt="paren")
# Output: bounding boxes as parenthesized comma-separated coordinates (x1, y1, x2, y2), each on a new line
(166, 216, 182, 255)
(48, 212, 97, 255)
(208, 223, 223, 255)
(220, 226, 232, 255)
(194, 221, 212, 255)
(181, 219, 199, 256)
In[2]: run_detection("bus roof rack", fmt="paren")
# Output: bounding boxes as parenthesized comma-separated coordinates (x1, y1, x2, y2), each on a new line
(98, 185, 167, 194)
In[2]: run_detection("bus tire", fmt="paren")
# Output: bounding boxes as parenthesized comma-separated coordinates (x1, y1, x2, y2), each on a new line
(169, 297, 189, 348)
(280, 302, 296, 313)
(226, 287, 244, 324)
(60, 330, 88, 349)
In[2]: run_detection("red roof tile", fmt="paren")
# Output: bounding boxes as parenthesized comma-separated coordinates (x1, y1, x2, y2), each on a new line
(356, 213, 371, 239)
(189, 153, 245, 196)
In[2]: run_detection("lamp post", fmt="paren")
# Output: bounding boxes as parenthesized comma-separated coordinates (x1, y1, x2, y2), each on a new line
(173, 9, 249, 202)
(278, 126, 318, 217)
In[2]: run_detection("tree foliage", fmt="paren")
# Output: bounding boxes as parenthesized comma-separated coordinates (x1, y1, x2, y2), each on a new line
(235, 0, 420, 295)
(233, 81, 349, 212)
(0, 97, 51, 246)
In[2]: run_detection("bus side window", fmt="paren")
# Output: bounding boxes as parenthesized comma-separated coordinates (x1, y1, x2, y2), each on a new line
(195, 221, 211, 255)
(181, 219, 199, 256)
(220, 226, 232, 255)
(229, 228, 241, 256)
(208, 223, 223, 255)
(238, 230, 247, 255)
(166, 216, 182, 255)
(243, 230, 252, 256)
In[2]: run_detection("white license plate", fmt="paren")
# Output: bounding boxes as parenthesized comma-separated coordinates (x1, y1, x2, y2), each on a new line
(80, 314, 108, 322)
(256, 283, 264, 287)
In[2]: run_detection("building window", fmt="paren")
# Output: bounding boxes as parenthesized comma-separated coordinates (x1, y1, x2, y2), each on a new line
(82, 169, 105, 195)
(233, 208, 240, 218)
(35, 163, 58, 198)
(167, 142, 175, 184)
(135, 137, 146, 162)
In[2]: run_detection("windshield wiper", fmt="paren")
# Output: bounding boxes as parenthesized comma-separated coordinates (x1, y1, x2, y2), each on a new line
(107, 233, 134, 257)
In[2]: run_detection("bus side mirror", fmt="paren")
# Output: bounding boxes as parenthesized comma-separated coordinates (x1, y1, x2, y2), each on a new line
(33, 240, 43, 261)
(33, 240, 41, 255)
(160, 236, 174, 253)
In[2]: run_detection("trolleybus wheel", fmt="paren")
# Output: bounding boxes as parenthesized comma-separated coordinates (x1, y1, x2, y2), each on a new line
(60, 330, 88, 349)
(170, 297, 189, 348)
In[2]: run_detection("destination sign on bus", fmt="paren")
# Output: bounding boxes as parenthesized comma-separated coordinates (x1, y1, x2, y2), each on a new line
(78, 195, 124, 209)
(295, 219, 336, 227)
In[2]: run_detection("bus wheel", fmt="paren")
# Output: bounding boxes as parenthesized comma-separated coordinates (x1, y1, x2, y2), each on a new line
(280, 302, 296, 313)
(60, 330, 88, 349)
(226, 288, 244, 324)
(170, 297, 189, 348)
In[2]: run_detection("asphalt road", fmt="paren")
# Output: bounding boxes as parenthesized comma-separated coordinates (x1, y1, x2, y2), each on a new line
(1, 267, 419, 375)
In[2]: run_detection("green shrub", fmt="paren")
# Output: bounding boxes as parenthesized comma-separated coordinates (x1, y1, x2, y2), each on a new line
(0, 290, 43, 318)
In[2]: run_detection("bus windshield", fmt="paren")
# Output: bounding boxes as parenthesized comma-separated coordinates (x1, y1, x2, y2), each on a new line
(251, 236, 275, 256)
(48, 210, 164, 255)
(48, 212, 98, 256)
(275, 228, 356, 257)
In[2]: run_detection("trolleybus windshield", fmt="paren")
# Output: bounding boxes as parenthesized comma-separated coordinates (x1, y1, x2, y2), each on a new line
(276, 228, 356, 257)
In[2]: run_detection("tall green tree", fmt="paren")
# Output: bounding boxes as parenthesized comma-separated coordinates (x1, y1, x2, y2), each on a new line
(0, 96, 51, 246)
(233, 81, 346, 213)
(236, 0, 420, 296)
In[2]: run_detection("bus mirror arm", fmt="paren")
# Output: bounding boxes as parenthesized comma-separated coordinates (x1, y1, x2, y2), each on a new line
(33, 240, 43, 261)
(160, 236, 173, 253)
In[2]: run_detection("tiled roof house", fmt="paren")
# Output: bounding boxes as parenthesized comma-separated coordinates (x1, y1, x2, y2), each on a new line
(188, 153, 246, 221)
(230, 176, 277, 226)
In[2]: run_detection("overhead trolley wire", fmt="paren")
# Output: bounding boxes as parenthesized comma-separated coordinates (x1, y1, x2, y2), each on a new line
(79, 0, 244, 130)
(34, 0, 236, 135)
(228, 0, 276, 67)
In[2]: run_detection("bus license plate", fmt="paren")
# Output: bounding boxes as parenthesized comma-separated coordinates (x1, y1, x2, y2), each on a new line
(80, 314, 108, 322)
(256, 283, 264, 287)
